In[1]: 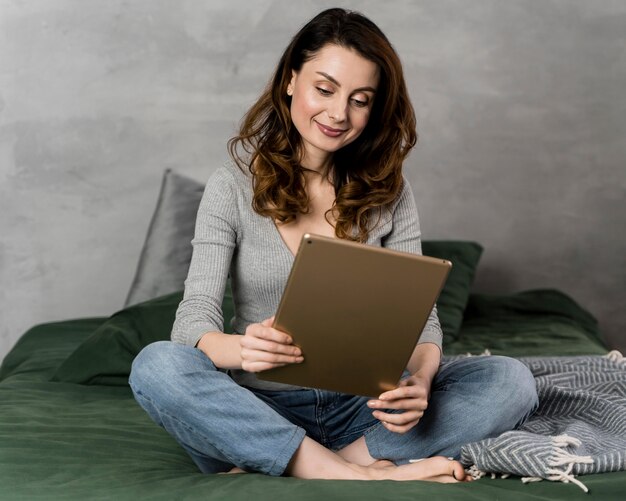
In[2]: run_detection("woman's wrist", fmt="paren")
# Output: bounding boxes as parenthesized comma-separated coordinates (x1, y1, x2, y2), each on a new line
(407, 342, 441, 384)
(196, 331, 244, 370)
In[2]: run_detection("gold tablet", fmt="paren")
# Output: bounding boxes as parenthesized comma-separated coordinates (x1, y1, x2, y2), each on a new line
(258, 233, 451, 397)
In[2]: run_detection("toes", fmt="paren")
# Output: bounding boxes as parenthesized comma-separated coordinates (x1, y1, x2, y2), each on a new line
(449, 459, 468, 481)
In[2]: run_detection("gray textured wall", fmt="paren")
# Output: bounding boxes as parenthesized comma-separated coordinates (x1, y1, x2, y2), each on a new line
(1, 0, 625, 361)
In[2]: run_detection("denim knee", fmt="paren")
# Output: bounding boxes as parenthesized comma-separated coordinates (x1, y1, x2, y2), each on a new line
(131, 341, 170, 382)
(130, 341, 216, 403)
(484, 356, 538, 424)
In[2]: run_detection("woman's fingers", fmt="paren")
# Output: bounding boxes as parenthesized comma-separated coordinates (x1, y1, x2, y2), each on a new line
(373, 409, 423, 425)
(368, 398, 427, 411)
(378, 385, 427, 402)
(240, 335, 301, 357)
(380, 417, 421, 434)
(242, 317, 300, 356)
(249, 322, 293, 345)
(240, 343, 303, 372)
(241, 346, 303, 366)
(241, 360, 289, 373)
(240, 332, 303, 369)
(240, 318, 303, 372)
(260, 316, 275, 327)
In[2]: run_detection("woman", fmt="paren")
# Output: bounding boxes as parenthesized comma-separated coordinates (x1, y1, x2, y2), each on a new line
(130, 8, 538, 482)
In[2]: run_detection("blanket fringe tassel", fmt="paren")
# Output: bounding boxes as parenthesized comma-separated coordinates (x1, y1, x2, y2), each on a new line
(466, 465, 487, 480)
(469, 435, 594, 493)
(522, 435, 593, 493)
(466, 465, 511, 481)
(605, 350, 625, 364)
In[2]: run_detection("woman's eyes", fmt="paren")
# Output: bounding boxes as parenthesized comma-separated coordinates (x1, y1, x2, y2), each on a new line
(315, 87, 369, 108)
(316, 87, 333, 96)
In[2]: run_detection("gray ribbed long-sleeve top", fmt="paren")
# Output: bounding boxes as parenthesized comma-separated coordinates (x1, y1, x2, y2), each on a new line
(171, 162, 443, 390)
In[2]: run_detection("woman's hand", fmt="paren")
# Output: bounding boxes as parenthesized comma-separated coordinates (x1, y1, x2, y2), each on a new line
(367, 374, 431, 434)
(240, 317, 304, 372)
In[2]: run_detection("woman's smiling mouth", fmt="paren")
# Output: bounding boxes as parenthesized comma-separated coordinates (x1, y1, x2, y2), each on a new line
(315, 121, 348, 137)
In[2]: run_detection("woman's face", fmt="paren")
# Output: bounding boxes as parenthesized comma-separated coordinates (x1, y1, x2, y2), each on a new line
(287, 44, 379, 170)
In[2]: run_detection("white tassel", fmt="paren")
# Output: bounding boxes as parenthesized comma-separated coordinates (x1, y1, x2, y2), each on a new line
(520, 435, 594, 492)
(549, 450, 593, 467)
(552, 434, 581, 448)
(466, 464, 487, 480)
(521, 476, 542, 484)
(605, 350, 625, 364)
(544, 464, 589, 493)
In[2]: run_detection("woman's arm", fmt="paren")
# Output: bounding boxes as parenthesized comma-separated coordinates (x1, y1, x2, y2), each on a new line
(171, 167, 238, 348)
(196, 318, 303, 371)
(179, 167, 302, 372)
(196, 331, 244, 369)
(406, 342, 441, 384)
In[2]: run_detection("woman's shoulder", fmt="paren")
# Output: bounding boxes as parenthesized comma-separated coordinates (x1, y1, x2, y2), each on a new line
(208, 159, 251, 185)
(196, 160, 253, 227)
(202, 160, 253, 203)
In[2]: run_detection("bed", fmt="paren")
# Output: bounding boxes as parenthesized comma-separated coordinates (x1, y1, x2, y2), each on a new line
(2, 170, 624, 500)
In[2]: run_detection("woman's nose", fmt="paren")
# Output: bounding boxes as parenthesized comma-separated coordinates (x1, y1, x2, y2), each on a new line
(327, 98, 348, 123)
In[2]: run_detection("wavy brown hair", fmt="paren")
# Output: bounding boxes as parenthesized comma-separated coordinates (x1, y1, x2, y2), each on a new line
(228, 8, 417, 242)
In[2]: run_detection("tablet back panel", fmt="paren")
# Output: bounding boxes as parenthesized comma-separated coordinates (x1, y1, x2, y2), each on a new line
(258, 233, 451, 397)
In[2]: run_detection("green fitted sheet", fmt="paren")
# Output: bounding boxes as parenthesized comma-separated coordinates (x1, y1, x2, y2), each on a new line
(1, 291, 622, 501)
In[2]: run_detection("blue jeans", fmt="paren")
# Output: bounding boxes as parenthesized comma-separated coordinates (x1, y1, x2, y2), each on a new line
(129, 341, 538, 476)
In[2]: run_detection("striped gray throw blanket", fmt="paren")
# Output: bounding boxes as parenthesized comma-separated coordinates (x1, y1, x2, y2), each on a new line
(460, 351, 626, 493)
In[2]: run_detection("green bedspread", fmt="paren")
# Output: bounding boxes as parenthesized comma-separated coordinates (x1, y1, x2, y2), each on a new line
(1, 291, 623, 501)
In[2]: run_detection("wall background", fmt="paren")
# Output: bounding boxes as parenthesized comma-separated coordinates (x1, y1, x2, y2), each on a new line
(1, 0, 625, 361)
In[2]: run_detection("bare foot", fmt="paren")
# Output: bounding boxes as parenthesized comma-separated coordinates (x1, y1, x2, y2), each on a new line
(286, 435, 471, 482)
(218, 466, 247, 475)
(375, 456, 472, 483)
(370, 459, 395, 469)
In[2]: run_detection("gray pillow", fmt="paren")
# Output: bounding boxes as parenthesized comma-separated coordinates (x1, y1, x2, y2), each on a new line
(125, 169, 205, 306)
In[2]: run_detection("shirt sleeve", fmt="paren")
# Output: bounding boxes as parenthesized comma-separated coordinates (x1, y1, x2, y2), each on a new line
(380, 177, 444, 352)
(171, 167, 238, 347)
